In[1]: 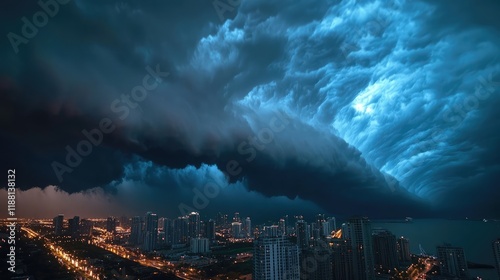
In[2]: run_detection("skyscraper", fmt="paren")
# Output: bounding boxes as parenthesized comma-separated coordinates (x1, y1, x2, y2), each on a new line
(68, 216, 80, 238)
(436, 244, 469, 279)
(206, 219, 216, 241)
(231, 222, 242, 238)
(345, 217, 375, 280)
(283, 215, 289, 235)
(173, 216, 189, 244)
(245, 217, 252, 238)
(159, 218, 172, 245)
(130, 216, 143, 245)
(397, 237, 411, 263)
(158, 217, 166, 231)
(216, 212, 228, 228)
(53, 214, 64, 236)
(142, 212, 158, 251)
(253, 236, 300, 280)
(372, 230, 398, 273)
(493, 239, 500, 279)
(188, 212, 200, 239)
(332, 238, 354, 280)
(300, 243, 332, 280)
(316, 214, 325, 237)
(233, 212, 240, 222)
(279, 219, 286, 236)
(328, 217, 337, 232)
(263, 225, 279, 238)
(310, 222, 320, 240)
(296, 220, 309, 250)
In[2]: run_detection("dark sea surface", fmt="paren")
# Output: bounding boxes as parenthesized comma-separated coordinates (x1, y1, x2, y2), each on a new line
(372, 219, 500, 280)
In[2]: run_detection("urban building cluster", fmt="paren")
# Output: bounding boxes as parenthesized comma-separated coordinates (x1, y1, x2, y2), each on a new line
(48, 213, 500, 280)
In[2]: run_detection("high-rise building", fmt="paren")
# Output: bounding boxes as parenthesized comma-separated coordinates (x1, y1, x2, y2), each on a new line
(397, 237, 411, 263)
(216, 212, 228, 228)
(143, 212, 158, 251)
(158, 217, 166, 231)
(200, 220, 206, 237)
(245, 217, 252, 238)
(158, 231, 166, 246)
(493, 239, 500, 279)
(300, 244, 332, 280)
(321, 217, 336, 237)
(310, 222, 320, 240)
(130, 216, 143, 245)
(316, 214, 325, 237)
(436, 244, 469, 279)
(344, 217, 375, 280)
(296, 220, 309, 250)
(263, 225, 279, 238)
(279, 219, 286, 236)
(332, 238, 354, 280)
(283, 215, 290, 235)
(53, 214, 64, 236)
(106, 216, 117, 233)
(173, 216, 189, 244)
(372, 230, 398, 273)
(190, 237, 210, 253)
(188, 212, 200, 239)
(68, 216, 80, 238)
(253, 236, 300, 280)
(158, 218, 172, 245)
(232, 222, 242, 238)
(322, 221, 331, 237)
(206, 219, 216, 241)
(328, 217, 337, 232)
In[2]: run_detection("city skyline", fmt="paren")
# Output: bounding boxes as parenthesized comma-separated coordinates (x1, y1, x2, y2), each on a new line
(3, 212, 499, 279)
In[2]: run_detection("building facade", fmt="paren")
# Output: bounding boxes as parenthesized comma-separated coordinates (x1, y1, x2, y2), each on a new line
(68, 216, 80, 238)
(143, 212, 158, 251)
(130, 216, 143, 245)
(232, 222, 242, 239)
(296, 220, 309, 250)
(493, 239, 500, 279)
(254, 236, 300, 280)
(53, 214, 64, 236)
(372, 230, 398, 273)
(190, 237, 210, 253)
(397, 237, 411, 263)
(436, 244, 469, 279)
(344, 217, 375, 280)
(300, 244, 332, 280)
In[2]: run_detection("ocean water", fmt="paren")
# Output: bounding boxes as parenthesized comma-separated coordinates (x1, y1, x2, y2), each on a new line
(372, 219, 500, 280)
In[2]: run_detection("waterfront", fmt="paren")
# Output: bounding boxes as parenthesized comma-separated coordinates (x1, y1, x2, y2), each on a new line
(374, 219, 500, 279)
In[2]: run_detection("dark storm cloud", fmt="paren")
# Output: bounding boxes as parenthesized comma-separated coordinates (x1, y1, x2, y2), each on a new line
(1, 0, 498, 217)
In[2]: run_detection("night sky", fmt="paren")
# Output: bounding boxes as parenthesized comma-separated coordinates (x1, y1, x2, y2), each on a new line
(1, 0, 499, 221)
